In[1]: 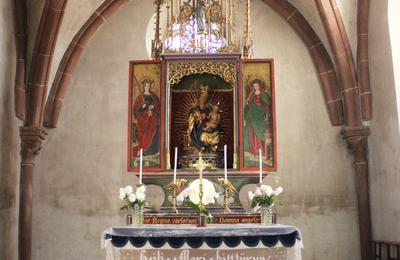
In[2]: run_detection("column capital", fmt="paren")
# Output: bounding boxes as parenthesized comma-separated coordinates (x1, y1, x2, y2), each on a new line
(20, 126, 47, 155)
(341, 126, 370, 165)
(341, 126, 370, 150)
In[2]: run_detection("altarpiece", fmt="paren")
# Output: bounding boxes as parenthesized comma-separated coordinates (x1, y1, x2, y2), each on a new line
(103, 3, 303, 260)
(127, 0, 277, 212)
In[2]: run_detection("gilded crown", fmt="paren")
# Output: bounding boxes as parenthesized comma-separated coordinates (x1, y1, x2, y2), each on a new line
(140, 77, 154, 86)
(199, 85, 209, 94)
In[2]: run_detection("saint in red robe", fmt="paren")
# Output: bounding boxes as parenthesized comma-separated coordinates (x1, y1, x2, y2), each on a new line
(132, 92, 160, 157)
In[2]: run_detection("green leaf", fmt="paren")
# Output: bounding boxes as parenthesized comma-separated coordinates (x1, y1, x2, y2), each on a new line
(186, 201, 201, 214)
(251, 194, 284, 208)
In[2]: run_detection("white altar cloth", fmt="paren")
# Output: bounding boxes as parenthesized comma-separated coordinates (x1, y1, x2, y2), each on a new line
(101, 224, 303, 260)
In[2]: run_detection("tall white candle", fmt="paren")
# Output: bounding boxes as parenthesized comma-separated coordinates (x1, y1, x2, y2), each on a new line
(259, 148, 262, 184)
(224, 145, 228, 183)
(174, 147, 178, 184)
(139, 148, 143, 184)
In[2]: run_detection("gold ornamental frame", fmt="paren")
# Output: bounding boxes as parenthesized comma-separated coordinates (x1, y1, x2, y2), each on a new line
(165, 58, 239, 173)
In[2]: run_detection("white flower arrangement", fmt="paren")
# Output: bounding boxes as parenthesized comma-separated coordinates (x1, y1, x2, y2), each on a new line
(176, 179, 219, 206)
(119, 185, 146, 211)
(176, 179, 219, 218)
(248, 184, 283, 209)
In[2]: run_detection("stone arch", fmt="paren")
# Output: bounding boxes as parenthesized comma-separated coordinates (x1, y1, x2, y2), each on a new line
(43, 0, 345, 128)
(43, 0, 128, 127)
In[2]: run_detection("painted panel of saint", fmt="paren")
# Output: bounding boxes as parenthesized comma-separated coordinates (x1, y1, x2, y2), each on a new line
(241, 60, 276, 171)
(128, 61, 163, 172)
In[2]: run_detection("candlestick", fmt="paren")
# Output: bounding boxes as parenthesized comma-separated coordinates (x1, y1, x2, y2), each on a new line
(198, 169, 204, 212)
(224, 145, 228, 184)
(190, 152, 210, 213)
(174, 147, 178, 184)
(223, 184, 231, 213)
(198, 153, 204, 212)
(165, 179, 187, 214)
(221, 179, 237, 213)
(259, 148, 262, 184)
(171, 183, 179, 213)
(139, 149, 143, 184)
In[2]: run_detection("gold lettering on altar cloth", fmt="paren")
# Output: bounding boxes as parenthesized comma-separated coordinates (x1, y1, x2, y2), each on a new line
(120, 248, 294, 260)
(143, 216, 260, 224)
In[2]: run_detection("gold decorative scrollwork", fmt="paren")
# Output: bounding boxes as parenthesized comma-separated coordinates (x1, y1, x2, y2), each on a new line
(168, 61, 237, 85)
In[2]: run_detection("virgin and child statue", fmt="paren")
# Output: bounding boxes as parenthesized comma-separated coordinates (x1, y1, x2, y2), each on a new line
(186, 85, 221, 154)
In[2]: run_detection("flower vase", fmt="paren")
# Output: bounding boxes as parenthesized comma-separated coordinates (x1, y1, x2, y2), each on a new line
(260, 206, 273, 225)
(133, 204, 144, 225)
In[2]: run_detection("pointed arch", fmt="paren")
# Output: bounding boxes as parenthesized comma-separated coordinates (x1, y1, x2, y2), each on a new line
(43, 0, 128, 127)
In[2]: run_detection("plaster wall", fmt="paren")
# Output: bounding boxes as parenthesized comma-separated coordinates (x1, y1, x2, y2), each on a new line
(335, 0, 358, 61)
(369, 0, 400, 242)
(46, 0, 105, 95)
(388, 0, 400, 128)
(0, 1, 20, 260)
(31, 1, 361, 260)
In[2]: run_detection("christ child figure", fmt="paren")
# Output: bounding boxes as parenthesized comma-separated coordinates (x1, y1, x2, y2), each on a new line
(203, 104, 221, 131)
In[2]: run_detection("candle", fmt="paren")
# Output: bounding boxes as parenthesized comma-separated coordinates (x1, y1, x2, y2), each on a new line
(259, 148, 262, 184)
(224, 144, 228, 184)
(139, 148, 143, 184)
(174, 147, 178, 184)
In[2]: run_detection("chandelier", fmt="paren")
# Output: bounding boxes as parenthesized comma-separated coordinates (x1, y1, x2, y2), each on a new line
(151, 0, 254, 58)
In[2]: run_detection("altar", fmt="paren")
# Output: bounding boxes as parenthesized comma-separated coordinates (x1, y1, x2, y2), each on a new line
(107, 0, 302, 259)
(102, 224, 303, 260)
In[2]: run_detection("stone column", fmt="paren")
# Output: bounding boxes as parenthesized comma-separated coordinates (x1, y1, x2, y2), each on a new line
(342, 126, 372, 260)
(18, 127, 47, 260)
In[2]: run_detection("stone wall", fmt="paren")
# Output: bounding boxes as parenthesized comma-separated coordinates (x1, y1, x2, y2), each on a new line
(0, 1, 19, 260)
(30, 1, 360, 259)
